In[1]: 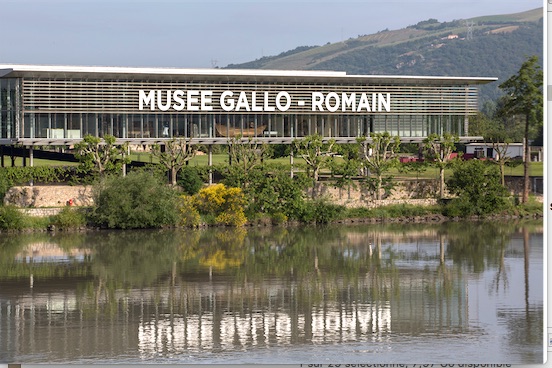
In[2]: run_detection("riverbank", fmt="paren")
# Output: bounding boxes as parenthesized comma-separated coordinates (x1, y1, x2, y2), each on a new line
(0, 200, 543, 233)
(0, 179, 544, 232)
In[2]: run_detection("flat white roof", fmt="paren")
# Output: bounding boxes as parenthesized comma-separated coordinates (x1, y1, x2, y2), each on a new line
(0, 64, 345, 77)
(0, 64, 497, 85)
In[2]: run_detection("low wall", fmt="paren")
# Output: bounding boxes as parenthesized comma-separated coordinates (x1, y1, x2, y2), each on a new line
(310, 179, 440, 208)
(18, 208, 64, 217)
(3, 185, 94, 208)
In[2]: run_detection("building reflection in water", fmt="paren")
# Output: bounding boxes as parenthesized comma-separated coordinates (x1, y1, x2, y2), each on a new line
(136, 284, 395, 356)
(0, 222, 543, 363)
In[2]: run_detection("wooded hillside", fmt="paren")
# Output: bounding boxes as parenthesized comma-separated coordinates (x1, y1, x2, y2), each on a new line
(226, 8, 543, 104)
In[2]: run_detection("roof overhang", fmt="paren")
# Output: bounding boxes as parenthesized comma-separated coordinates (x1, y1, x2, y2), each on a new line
(0, 64, 498, 85)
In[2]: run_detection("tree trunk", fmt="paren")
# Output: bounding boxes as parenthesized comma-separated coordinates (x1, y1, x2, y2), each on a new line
(439, 167, 445, 198)
(171, 167, 177, 186)
(523, 115, 530, 203)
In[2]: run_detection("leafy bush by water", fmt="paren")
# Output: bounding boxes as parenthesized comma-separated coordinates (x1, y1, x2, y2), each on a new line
(0, 205, 26, 230)
(92, 171, 180, 229)
(345, 204, 441, 219)
(52, 207, 87, 230)
(445, 160, 511, 217)
(298, 199, 346, 224)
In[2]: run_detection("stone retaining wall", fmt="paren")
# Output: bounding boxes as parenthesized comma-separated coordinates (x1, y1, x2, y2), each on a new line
(3, 175, 542, 217)
(310, 179, 440, 208)
(18, 208, 64, 217)
(3, 185, 94, 208)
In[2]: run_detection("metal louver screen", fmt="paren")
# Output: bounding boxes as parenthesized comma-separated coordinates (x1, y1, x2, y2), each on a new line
(22, 79, 479, 115)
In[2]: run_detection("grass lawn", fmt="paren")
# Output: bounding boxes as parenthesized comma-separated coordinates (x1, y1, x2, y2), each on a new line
(2, 157, 78, 167)
(389, 162, 543, 179)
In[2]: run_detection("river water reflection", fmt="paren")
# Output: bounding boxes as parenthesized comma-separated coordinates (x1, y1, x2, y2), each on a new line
(0, 221, 543, 364)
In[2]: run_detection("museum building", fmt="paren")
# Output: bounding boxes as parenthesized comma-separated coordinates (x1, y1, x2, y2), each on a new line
(0, 64, 496, 147)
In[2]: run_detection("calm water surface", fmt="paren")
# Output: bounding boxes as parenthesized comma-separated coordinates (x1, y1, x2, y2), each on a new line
(0, 221, 543, 364)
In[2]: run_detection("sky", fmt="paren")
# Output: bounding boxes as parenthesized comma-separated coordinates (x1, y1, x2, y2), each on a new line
(0, 0, 544, 69)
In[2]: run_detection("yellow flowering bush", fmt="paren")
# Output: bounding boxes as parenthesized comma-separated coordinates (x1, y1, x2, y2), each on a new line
(177, 194, 200, 227)
(194, 184, 247, 227)
(194, 183, 227, 213)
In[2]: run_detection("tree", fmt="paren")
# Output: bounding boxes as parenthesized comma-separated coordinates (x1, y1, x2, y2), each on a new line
(423, 133, 459, 198)
(293, 134, 336, 184)
(359, 132, 400, 200)
(226, 136, 271, 188)
(445, 160, 510, 217)
(469, 113, 512, 186)
(499, 55, 543, 203)
(230, 164, 309, 221)
(151, 138, 197, 186)
(328, 143, 362, 199)
(74, 134, 129, 178)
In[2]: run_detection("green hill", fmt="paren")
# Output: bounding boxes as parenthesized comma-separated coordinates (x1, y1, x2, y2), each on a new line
(226, 8, 543, 104)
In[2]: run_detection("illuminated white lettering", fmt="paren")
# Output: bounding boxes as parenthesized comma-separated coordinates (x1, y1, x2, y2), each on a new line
(201, 91, 212, 111)
(357, 93, 371, 112)
(187, 90, 200, 111)
(251, 92, 263, 112)
(139, 90, 155, 111)
(264, 92, 275, 112)
(157, 90, 171, 111)
(378, 93, 391, 112)
(312, 92, 324, 111)
(220, 91, 234, 111)
(137, 89, 390, 113)
(325, 92, 340, 112)
(172, 90, 185, 111)
(341, 93, 356, 112)
(276, 92, 291, 111)
(235, 91, 251, 112)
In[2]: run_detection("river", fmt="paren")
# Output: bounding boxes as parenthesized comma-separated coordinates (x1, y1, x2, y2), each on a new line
(0, 220, 543, 364)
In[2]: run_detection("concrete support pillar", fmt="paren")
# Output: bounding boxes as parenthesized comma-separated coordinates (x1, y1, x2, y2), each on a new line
(208, 145, 213, 185)
(29, 147, 34, 167)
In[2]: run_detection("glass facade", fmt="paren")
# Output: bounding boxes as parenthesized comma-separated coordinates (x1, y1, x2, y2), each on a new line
(17, 112, 467, 140)
(0, 78, 20, 139)
(0, 67, 491, 144)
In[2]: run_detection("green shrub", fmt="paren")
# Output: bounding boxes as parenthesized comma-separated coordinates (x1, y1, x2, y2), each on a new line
(446, 160, 510, 216)
(299, 199, 346, 224)
(271, 212, 288, 225)
(52, 207, 87, 230)
(231, 165, 309, 221)
(177, 166, 204, 195)
(0, 205, 26, 230)
(345, 207, 376, 218)
(0, 175, 9, 202)
(345, 204, 441, 219)
(384, 203, 436, 217)
(92, 171, 180, 229)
